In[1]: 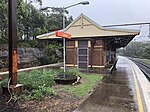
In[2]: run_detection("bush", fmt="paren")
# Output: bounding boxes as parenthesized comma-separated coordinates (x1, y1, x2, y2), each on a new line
(40, 44, 62, 65)
(17, 39, 45, 48)
(57, 68, 79, 76)
(0, 38, 8, 44)
(17, 69, 58, 100)
(65, 68, 79, 75)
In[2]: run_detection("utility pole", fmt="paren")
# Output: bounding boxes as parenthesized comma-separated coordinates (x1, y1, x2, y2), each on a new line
(8, 0, 18, 85)
(2, 0, 23, 95)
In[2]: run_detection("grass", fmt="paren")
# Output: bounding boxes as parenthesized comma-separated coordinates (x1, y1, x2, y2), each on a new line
(0, 68, 103, 100)
(55, 73, 103, 98)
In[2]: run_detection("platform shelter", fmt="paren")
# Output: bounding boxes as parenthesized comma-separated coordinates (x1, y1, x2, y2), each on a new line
(37, 13, 139, 71)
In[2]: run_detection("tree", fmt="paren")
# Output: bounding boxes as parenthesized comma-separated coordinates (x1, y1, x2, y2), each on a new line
(25, 0, 42, 5)
(42, 8, 73, 32)
(0, 0, 73, 41)
(0, 0, 8, 40)
(117, 41, 150, 59)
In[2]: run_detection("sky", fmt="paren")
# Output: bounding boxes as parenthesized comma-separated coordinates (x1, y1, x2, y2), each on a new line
(35, 0, 150, 41)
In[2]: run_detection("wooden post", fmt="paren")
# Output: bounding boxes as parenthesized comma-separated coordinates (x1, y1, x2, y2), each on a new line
(2, 0, 23, 95)
(8, 0, 18, 85)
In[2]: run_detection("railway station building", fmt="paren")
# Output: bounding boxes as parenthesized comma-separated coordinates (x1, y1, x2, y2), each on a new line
(37, 13, 139, 71)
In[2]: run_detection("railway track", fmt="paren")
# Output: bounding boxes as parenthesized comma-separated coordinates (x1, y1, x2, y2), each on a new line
(131, 59, 150, 81)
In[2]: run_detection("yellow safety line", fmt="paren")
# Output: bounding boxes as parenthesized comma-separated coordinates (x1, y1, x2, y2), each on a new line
(128, 60, 144, 112)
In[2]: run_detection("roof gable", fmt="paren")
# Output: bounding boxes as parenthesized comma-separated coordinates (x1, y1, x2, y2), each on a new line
(64, 13, 103, 32)
(37, 13, 139, 39)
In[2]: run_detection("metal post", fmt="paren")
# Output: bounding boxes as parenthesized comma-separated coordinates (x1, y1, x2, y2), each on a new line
(149, 24, 150, 39)
(63, 7, 66, 76)
(8, 0, 18, 85)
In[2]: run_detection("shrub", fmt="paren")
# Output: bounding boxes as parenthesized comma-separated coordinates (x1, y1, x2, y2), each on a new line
(57, 68, 79, 76)
(65, 68, 79, 75)
(17, 69, 57, 100)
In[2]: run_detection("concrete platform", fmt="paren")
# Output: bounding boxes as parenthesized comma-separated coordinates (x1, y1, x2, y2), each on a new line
(127, 57, 150, 112)
(73, 56, 150, 112)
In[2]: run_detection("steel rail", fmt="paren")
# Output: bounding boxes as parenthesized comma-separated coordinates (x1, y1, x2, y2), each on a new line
(131, 59, 150, 81)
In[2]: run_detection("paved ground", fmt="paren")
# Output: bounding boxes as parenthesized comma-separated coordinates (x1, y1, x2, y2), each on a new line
(74, 56, 150, 112)
(128, 58, 150, 112)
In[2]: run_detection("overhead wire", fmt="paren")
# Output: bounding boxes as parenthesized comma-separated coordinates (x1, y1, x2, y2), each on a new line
(103, 22, 150, 27)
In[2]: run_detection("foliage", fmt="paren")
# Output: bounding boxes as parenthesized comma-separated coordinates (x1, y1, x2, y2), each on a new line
(0, 69, 58, 100)
(65, 68, 79, 75)
(0, 0, 8, 40)
(18, 70, 54, 88)
(0, 68, 103, 100)
(57, 67, 80, 76)
(117, 42, 150, 59)
(0, 78, 7, 87)
(0, 0, 73, 41)
(45, 8, 73, 31)
(25, 0, 42, 5)
(0, 38, 8, 44)
(136, 58, 150, 65)
(17, 39, 45, 48)
(39, 44, 62, 65)
(0, 0, 73, 65)
(56, 73, 103, 98)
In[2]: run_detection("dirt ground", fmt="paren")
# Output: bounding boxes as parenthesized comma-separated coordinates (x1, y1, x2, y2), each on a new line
(0, 75, 100, 112)
(0, 90, 83, 112)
